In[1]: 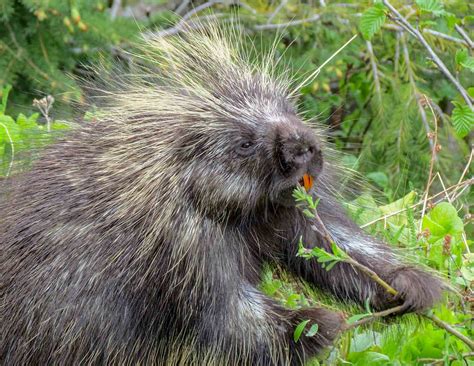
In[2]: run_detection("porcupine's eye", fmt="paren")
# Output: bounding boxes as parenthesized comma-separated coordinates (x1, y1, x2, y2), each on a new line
(236, 140, 255, 157)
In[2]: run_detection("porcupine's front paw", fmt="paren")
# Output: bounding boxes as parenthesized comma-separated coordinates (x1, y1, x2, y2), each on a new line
(288, 307, 345, 364)
(373, 266, 444, 313)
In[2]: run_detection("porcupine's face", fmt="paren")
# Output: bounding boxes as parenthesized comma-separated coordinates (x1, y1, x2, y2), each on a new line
(227, 104, 324, 209)
(181, 74, 324, 215)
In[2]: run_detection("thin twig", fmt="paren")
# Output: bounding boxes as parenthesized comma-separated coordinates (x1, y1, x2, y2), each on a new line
(382, 0, 473, 110)
(255, 14, 321, 30)
(424, 28, 470, 46)
(418, 352, 474, 365)
(110, 0, 122, 20)
(401, 34, 434, 153)
(383, 24, 469, 46)
(310, 210, 398, 296)
(345, 305, 405, 329)
(267, 0, 288, 24)
(420, 96, 438, 230)
(453, 149, 474, 200)
(175, 0, 191, 15)
(454, 24, 474, 49)
(366, 40, 382, 103)
(394, 31, 401, 76)
(423, 313, 474, 350)
(290, 34, 357, 96)
(345, 257, 398, 295)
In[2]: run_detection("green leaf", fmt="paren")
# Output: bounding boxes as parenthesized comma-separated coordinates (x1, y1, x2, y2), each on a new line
(359, 4, 387, 40)
(347, 313, 372, 324)
(17, 113, 39, 130)
(0, 85, 12, 115)
(294, 319, 310, 342)
(366, 171, 389, 189)
(379, 191, 417, 226)
(0, 114, 20, 144)
(415, 0, 446, 16)
(350, 332, 378, 352)
(305, 324, 319, 337)
(355, 351, 390, 363)
(460, 253, 474, 282)
(451, 101, 474, 137)
(422, 202, 464, 240)
(345, 194, 381, 226)
(455, 49, 474, 71)
(331, 242, 348, 259)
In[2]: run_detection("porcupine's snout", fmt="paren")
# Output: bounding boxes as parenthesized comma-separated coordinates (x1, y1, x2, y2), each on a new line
(274, 122, 323, 181)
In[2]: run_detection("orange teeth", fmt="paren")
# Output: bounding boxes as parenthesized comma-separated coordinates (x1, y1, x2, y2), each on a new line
(302, 174, 314, 191)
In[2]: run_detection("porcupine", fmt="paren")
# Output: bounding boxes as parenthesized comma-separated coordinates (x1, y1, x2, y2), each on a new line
(0, 25, 443, 365)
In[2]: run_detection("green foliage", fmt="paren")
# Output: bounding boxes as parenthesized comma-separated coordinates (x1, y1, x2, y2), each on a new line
(452, 101, 474, 137)
(298, 239, 348, 271)
(0, 0, 142, 114)
(455, 49, 474, 72)
(0, 85, 68, 176)
(293, 185, 320, 218)
(359, 4, 387, 40)
(290, 172, 471, 364)
(422, 202, 464, 241)
(293, 319, 311, 342)
(415, 0, 447, 17)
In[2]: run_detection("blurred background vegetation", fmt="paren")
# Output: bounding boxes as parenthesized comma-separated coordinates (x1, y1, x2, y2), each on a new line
(0, 0, 472, 364)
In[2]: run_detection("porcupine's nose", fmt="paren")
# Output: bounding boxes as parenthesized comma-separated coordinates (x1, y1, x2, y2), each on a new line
(275, 125, 321, 177)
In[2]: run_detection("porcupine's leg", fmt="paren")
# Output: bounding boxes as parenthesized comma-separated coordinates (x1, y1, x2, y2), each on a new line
(158, 221, 345, 365)
(284, 197, 443, 313)
(194, 281, 344, 365)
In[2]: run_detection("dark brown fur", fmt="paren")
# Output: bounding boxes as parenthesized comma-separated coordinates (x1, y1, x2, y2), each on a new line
(0, 30, 443, 365)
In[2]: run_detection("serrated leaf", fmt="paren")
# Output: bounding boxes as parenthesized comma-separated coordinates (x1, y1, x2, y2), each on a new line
(294, 319, 310, 342)
(359, 4, 387, 40)
(415, 0, 446, 16)
(451, 102, 474, 137)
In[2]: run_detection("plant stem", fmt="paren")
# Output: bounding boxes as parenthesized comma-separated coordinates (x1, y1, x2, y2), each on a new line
(417, 352, 474, 365)
(345, 305, 405, 329)
(310, 209, 398, 296)
(420, 96, 438, 231)
(423, 313, 474, 350)
(345, 257, 398, 295)
(366, 40, 382, 103)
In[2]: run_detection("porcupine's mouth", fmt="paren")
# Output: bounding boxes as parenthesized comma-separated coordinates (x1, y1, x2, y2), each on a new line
(275, 173, 315, 207)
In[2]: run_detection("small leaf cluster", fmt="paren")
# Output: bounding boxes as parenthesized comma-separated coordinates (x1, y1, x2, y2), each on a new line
(0, 85, 68, 176)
